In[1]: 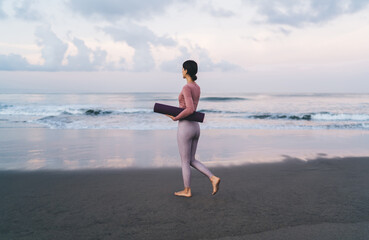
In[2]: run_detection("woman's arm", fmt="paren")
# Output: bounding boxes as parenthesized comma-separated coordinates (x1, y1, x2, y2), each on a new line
(172, 86, 195, 121)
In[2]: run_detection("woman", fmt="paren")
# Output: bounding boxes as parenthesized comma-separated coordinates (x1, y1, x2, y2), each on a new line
(166, 60, 221, 198)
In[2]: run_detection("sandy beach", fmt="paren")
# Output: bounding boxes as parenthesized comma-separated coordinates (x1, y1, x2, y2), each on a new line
(1, 156, 369, 239)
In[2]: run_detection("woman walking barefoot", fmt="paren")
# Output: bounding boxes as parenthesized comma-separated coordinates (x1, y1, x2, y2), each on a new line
(166, 60, 220, 198)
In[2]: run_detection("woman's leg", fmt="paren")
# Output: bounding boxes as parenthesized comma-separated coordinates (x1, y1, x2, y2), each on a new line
(177, 120, 195, 188)
(190, 122, 221, 195)
(190, 124, 214, 179)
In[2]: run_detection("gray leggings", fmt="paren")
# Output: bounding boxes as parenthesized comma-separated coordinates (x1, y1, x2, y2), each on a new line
(177, 119, 214, 188)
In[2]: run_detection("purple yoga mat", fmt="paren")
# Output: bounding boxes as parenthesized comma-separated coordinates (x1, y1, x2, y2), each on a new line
(153, 103, 205, 122)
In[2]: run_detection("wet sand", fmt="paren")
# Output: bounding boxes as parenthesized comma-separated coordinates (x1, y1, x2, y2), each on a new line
(1, 156, 369, 239)
(1, 128, 369, 170)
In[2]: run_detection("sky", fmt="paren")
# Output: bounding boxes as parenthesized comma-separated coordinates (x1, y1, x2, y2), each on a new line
(0, 0, 369, 93)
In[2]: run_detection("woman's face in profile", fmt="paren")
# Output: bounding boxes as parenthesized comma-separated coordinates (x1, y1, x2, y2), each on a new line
(182, 67, 187, 79)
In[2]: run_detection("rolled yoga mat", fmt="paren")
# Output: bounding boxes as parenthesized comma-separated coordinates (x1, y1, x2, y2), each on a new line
(153, 103, 205, 122)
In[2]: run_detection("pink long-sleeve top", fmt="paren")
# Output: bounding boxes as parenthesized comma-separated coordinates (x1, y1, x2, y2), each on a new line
(173, 82, 200, 121)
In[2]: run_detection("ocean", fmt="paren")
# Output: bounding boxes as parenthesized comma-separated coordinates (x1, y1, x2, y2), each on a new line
(1, 92, 369, 130)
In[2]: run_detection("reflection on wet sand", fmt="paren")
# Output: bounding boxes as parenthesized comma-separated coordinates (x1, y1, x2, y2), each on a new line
(0, 128, 368, 170)
(104, 157, 134, 168)
(27, 158, 46, 169)
(26, 149, 46, 169)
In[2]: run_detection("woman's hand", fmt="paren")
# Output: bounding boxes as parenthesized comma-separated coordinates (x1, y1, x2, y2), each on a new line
(165, 114, 177, 121)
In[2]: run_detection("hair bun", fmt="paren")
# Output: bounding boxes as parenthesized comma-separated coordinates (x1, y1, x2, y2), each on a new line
(192, 74, 197, 81)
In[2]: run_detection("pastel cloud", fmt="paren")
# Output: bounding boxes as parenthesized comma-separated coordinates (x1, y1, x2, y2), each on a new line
(0, 54, 32, 70)
(246, 0, 369, 26)
(102, 22, 176, 71)
(13, 0, 42, 21)
(202, 3, 235, 18)
(0, 0, 7, 19)
(67, 0, 187, 21)
(161, 46, 244, 72)
(35, 25, 69, 71)
(0, 26, 112, 71)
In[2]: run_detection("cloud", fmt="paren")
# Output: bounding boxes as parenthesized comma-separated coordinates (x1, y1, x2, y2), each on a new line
(0, 0, 7, 19)
(0, 26, 114, 71)
(0, 25, 65, 71)
(103, 22, 176, 71)
(161, 45, 244, 72)
(68, 0, 185, 21)
(160, 46, 191, 72)
(246, 0, 369, 26)
(66, 37, 113, 71)
(196, 46, 244, 72)
(0, 54, 33, 70)
(202, 3, 235, 18)
(35, 25, 69, 71)
(102, 23, 176, 47)
(278, 27, 291, 35)
(13, 0, 42, 21)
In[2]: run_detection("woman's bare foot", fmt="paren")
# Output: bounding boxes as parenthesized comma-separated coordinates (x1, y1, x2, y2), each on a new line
(174, 187, 192, 197)
(210, 176, 221, 195)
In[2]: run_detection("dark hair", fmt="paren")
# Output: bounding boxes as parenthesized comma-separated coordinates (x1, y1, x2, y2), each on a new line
(183, 60, 198, 81)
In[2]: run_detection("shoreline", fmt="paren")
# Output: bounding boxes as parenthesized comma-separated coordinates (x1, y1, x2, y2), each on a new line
(1, 127, 368, 170)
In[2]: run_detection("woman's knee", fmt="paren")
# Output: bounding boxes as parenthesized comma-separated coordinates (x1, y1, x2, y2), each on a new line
(182, 158, 192, 166)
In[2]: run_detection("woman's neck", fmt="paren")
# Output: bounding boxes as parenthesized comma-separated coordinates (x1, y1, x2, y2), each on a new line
(185, 75, 194, 84)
